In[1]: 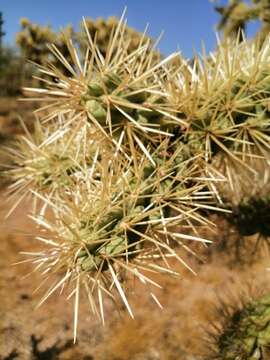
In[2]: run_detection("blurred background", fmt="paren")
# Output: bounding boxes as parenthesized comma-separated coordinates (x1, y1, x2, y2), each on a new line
(1, 1, 270, 359)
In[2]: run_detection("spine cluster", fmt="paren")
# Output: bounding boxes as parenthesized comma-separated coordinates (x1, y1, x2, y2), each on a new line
(8, 11, 270, 339)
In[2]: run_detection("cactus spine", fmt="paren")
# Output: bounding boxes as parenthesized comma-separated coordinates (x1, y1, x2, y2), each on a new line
(8, 10, 270, 341)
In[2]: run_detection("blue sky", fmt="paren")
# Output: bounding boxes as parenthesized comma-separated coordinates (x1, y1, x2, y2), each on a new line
(0, 0, 259, 58)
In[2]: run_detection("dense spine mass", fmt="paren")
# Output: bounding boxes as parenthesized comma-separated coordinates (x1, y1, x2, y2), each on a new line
(8, 10, 270, 341)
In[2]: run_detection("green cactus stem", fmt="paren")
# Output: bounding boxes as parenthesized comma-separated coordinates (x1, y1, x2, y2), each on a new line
(218, 294, 270, 359)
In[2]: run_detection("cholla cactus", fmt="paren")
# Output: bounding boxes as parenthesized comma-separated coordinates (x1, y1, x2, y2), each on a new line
(11, 12, 219, 341)
(215, 0, 270, 44)
(6, 116, 98, 214)
(169, 37, 270, 165)
(170, 36, 270, 255)
(209, 292, 270, 359)
(77, 15, 153, 57)
(23, 13, 183, 164)
(29, 145, 212, 326)
(16, 18, 55, 65)
(10, 10, 270, 341)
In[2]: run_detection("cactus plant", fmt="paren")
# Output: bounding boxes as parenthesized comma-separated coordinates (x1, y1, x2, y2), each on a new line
(10, 13, 221, 341)
(77, 15, 154, 58)
(23, 13, 184, 165)
(168, 37, 270, 167)
(9, 9, 270, 342)
(16, 18, 55, 65)
(209, 293, 270, 359)
(166, 35, 270, 257)
(6, 117, 93, 214)
(215, 0, 270, 45)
